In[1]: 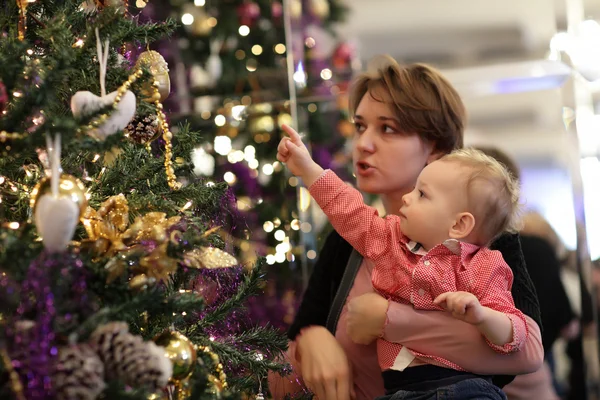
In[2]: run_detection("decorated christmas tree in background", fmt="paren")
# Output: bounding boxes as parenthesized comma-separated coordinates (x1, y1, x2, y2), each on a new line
(137, 0, 355, 330)
(0, 1, 287, 399)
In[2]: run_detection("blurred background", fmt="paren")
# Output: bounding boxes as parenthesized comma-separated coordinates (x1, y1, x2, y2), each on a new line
(136, 0, 600, 398)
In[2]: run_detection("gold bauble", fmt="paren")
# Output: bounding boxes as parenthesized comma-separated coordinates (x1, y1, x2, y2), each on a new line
(135, 50, 171, 102)
(153, 330, 197, 382)
(29, 174, 88, 219)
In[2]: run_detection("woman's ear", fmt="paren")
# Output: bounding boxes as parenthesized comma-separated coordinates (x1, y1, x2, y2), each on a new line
(449, 212, 476, 240)
(426, 148, 445, 165)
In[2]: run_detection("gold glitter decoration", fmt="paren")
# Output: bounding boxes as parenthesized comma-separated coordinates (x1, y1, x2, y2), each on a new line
(0, 131, 29, 142)
(153, 331, 197, 382)
(17, 0, 34, 41)
(135, 50, 171, 102)
(151, 80, 180, 190)
(183, 247, 238, 270)
(196, 344, 228, 392)
(82, 194, 183, 282)
(29, 174, 88, 219)
(128, 273, 156, 291)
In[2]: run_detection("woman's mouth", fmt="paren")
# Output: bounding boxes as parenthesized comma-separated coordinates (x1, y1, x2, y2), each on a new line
(356, 161, 374, 175)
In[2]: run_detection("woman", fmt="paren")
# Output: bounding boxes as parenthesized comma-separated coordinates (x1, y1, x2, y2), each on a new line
(269, 56, 543, 400)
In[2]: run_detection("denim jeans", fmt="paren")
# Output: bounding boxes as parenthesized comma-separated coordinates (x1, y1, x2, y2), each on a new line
(375, 378, 507, 400)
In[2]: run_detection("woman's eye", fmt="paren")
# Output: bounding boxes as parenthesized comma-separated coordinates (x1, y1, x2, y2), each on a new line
(419, 190, 425, 198)
(383, 125, 395, 133)
(355, 123, 365, 133)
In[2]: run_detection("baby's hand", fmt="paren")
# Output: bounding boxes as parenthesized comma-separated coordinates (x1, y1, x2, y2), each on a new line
(276, 124, 323, 185)
(434, 291, 485, 325)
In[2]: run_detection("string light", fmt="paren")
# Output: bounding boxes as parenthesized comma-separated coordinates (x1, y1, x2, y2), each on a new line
(238, 25, 250, 36)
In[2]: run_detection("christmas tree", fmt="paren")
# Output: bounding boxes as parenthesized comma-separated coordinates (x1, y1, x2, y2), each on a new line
(137, 0, 354, 330)
(0, 1, 287, 399)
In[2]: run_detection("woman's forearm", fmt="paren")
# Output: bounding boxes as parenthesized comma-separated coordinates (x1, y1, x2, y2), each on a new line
(384, 302, 543, 374)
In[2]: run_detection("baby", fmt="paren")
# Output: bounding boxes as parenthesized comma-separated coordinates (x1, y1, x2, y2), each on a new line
(277, 124, 528, 394)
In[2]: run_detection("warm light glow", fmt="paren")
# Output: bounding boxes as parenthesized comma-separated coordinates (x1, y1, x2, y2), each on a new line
(248, 159, 259, 169)
(263, 221, 274, 233)
(291, 219, 300, 230)
(73, 38, 85, 48)
(274, 229, 286, 241)
(298, 187, 311, 211)
(207, 17, 218, 27)
(274, 43, 286, 54)
(275, 252, 286, 263)
(262, 164, 274, 175)
(266, 254, 276, 265)
(201, 111, 211, 120)
(239, 25, 250, 36)
(232, 105, 246, 120)
(251, 45, 263, 55)
(13, 91, 23, 98)
(92, 154, 101, 162)
(214, 114, 226, 127)
(8, 222, 19, 230)
(214, 136, 232, 155)
(224, 171, 237, 185)
(246, 59, 257, 72)
(273, 217, 281, 227)
(305, 37, 316, 48)
(194, 0, 205, 5)
(181, 201, 193, 211)
(307, 250, 317, 259)
(181, 13, 194, 25)
(308, 103, 317, 113)
(276, 242, 291, 253)
(320, 68, 333, 80)
(288, 176, 299, 187)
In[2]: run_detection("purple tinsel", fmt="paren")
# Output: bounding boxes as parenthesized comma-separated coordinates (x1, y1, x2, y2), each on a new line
(14, 252, 59, 399)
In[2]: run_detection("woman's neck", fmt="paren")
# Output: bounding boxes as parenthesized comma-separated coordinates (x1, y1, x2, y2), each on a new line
(381, 191, 408, 217)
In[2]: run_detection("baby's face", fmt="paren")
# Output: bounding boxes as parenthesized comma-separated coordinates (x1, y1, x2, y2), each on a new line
(399, 160, 467, 250)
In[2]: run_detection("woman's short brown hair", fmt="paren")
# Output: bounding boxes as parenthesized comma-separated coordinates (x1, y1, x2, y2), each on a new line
(349, 55, 465, 155)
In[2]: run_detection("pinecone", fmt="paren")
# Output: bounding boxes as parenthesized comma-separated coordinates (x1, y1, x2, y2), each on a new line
(53, 344, 105, 400)
(124, 114, 161, 145)
(90, 322, 172, 390)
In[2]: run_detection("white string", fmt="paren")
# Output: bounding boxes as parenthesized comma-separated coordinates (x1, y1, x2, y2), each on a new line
(95, 28, 109, 97)
(47, 134, 61, 197)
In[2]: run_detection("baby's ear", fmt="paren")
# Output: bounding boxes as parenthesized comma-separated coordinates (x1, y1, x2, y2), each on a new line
(449, 212, 475, 240)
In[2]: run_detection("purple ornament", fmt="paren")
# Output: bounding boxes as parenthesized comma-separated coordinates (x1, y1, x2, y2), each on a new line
(237, 2, 261, 27)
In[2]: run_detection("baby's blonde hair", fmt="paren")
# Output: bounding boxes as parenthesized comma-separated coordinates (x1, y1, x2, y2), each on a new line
(440, 148, 521, 246)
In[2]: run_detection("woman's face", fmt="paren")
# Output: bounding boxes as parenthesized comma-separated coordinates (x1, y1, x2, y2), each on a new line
(352, 91, 439, 198)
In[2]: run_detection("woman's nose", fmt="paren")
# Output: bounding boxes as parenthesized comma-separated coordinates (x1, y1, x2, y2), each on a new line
(355, 128, 375, 153)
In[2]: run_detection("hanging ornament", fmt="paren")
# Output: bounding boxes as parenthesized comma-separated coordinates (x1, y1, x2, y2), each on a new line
(206, 39, 223, 83)
(135, 50, 171, 102)
(271, 1, 283, 19)
(91, 322, 172, 390)
(237, 1, 261, 26)
(71, 29, 136, 139)
(309, 0, 330, 19)
(332, 42, 356, 70)
(124, 113, 161, 144)
(30, 135, 87, 253)
(153, 330, 197, 382)
(53, 344, 105, 400)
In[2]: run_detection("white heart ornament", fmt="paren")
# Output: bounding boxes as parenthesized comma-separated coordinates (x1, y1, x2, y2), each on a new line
(71, 90, 136, 139)
(34, 194, 79, 253)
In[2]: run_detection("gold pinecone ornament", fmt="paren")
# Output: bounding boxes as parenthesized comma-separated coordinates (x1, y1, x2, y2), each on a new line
(53, 344, 105, 400)
(90, 322, 172, 390)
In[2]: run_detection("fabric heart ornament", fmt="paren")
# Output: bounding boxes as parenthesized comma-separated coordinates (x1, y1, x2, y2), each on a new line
(71, 90, 136, 139)
(34, 194, 79, 253)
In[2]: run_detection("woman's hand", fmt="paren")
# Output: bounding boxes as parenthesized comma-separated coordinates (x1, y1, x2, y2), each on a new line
(346, 292, 389, 345)
(296, 326, 355, 400)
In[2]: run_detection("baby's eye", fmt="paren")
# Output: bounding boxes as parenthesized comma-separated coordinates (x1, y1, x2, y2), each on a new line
(419, 190, 425, 198)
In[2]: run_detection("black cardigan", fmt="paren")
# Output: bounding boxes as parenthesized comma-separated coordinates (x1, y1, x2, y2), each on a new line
(288, 230, 542, 388)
